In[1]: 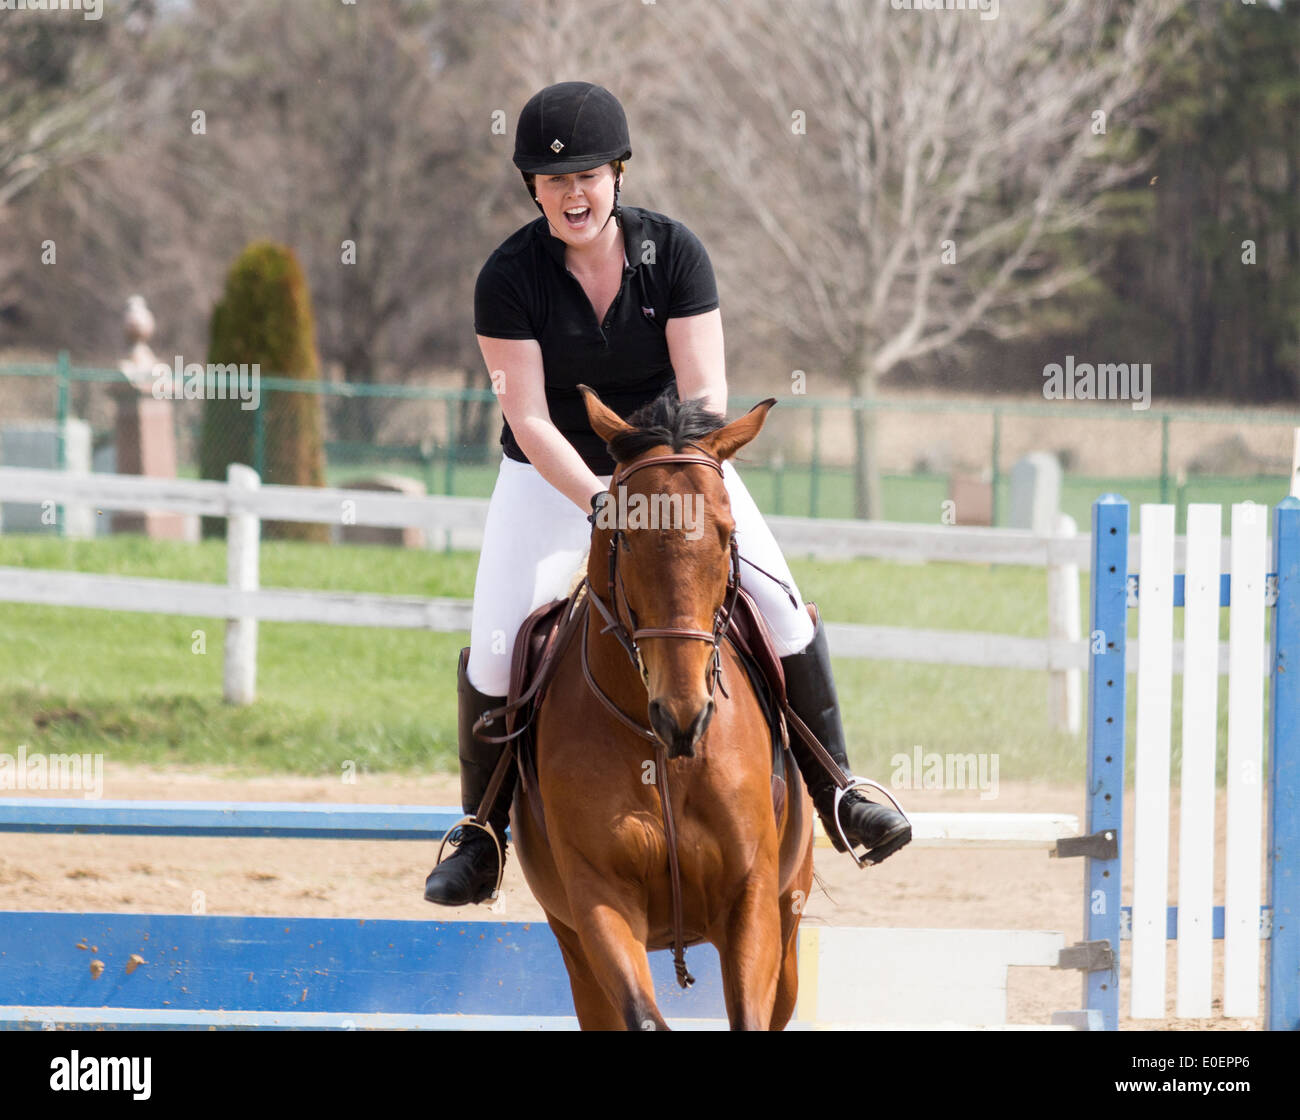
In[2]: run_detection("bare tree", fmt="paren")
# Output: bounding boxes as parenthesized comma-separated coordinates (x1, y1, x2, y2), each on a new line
(0, 10, 166, 343)
(646, 0, 1182, 517)
(0, 24, 123, 210)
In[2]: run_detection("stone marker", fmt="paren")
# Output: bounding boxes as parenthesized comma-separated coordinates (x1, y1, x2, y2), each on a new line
(112, 294, 194, 541)
(1008, 452, 1062, 535)
(947, 471, 993, 526)
(0, 420, 93, 537)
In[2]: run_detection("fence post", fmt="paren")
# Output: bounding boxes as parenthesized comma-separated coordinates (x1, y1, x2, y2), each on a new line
(1268, 496, 1300, 1030)
(990, 408, 1002, 527)
(224, 464, 261, 705)
(1159, 414, 1171, 504)
(253, 394, 266, 479)
(55, 350, 70, 536)
(444, 399, 458, 499)
(809, 406, 822, 518)
(1085, 494, 1129, 1030)
(1046, 513, 1081, 733)
(1290, 428, 1300, 498)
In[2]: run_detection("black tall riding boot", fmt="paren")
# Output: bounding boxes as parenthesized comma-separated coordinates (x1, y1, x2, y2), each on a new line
(781, 617, 912, 865)
(423, 649, 514, 906)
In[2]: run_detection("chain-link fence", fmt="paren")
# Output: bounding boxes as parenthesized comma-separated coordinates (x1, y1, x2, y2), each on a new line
(3, 359, 1299, 529)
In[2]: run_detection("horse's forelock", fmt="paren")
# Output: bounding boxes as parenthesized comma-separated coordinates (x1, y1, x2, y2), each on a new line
(606, 389, 727, 465)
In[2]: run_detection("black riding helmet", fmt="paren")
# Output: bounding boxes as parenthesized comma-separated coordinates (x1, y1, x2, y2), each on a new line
(514, 81, 632, 226)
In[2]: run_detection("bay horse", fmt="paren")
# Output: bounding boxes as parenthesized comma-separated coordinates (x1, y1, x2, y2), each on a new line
(509, 386, 814, 1030)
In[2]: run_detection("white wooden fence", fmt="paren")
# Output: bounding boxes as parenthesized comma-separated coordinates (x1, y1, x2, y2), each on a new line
(0, 465, 1250, 716)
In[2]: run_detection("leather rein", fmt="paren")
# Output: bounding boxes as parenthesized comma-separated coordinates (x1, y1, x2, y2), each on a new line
(582, 448, 742, 989)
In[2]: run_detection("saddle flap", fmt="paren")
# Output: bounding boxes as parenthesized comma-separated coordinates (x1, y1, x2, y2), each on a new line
(723, 585, 788, 707)
(504, 587, 588, 841)
(721, 586, 793, 828)
(507, 589, 586, 718)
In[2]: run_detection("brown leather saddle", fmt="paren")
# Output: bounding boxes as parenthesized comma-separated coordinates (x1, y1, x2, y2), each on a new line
(503, 582, 794, 840)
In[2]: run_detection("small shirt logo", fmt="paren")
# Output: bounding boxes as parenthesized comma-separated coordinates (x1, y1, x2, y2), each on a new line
(550, 139, 565, 153)
(641, 306, 655, 320)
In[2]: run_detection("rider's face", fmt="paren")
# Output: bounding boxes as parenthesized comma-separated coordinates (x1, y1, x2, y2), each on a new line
(535, 164, 620, 246)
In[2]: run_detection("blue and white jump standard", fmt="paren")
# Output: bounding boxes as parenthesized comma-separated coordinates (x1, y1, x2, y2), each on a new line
(1084, 495, 1299, 1030)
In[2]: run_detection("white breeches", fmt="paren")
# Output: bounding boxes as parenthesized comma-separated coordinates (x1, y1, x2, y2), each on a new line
(465, 455, 815, 696)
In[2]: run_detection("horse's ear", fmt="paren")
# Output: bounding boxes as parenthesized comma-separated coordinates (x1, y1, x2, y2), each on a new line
(698, 398, 777, 462)
(579, 384, 634, 446)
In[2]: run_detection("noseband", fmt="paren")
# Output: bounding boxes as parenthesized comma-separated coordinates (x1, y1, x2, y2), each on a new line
(584, 450, 742, 725)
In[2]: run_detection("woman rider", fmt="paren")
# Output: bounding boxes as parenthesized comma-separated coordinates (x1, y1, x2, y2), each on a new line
(424, 81, 910, 907)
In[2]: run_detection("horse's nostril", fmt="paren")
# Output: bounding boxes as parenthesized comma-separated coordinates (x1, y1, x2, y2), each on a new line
(692, 700, 715, 741)
(647, 697, 715, 754)
(648, 699, 673, 742)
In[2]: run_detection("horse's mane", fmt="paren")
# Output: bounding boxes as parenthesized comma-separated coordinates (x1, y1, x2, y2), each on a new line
(606, 388, 727, 464)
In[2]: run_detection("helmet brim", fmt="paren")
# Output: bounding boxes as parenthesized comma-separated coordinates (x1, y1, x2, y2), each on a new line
(513, 147, 631, 175)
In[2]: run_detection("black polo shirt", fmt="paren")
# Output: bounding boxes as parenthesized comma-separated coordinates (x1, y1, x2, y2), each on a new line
(473, 205, 720, 474)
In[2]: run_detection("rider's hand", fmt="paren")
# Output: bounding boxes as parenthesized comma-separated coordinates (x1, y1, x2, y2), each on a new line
(588, 490, 611, 527)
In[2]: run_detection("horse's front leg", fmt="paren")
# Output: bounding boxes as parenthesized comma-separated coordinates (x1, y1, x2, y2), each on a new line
(715, 875, 783, 1030)
(771, 838, 814, 1030)
(561, 868, 668, 1031)
(545, 916, 627, 1030)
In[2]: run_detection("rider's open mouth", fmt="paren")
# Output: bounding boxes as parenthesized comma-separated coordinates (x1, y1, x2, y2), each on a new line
(563, 207, 590, 228)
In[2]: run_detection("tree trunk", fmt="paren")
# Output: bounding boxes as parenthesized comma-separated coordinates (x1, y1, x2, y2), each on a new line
(851, 368, 884, 521)
(460, 365, 492, 460)
(337, 346, 378, 444)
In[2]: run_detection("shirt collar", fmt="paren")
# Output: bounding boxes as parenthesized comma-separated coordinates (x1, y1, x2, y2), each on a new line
(538, 205, 644, 273)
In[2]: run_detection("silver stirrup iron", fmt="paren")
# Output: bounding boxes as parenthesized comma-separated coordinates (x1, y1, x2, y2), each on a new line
(832, 777, 909, 869)
(432, 814, 507, 902)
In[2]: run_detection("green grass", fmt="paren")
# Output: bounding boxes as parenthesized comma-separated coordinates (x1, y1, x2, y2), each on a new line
(0, 532, 1256, 784)
(0, 536, 473, 777)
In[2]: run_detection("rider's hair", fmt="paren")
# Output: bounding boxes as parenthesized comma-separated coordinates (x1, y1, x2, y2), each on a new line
(525, 159, 625, 205)
(607, 387, 726, 464)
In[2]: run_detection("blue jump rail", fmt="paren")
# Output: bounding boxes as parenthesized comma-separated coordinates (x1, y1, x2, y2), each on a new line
(0, 800, 465, 840)
(0, 913, 730, 1030)
(0, 802, 727, 1029)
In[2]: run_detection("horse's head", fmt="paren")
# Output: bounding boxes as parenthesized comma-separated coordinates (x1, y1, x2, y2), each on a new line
(579, 385, 775, 759)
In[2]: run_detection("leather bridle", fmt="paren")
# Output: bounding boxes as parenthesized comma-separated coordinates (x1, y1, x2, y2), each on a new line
(582, 450, 742, 742)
